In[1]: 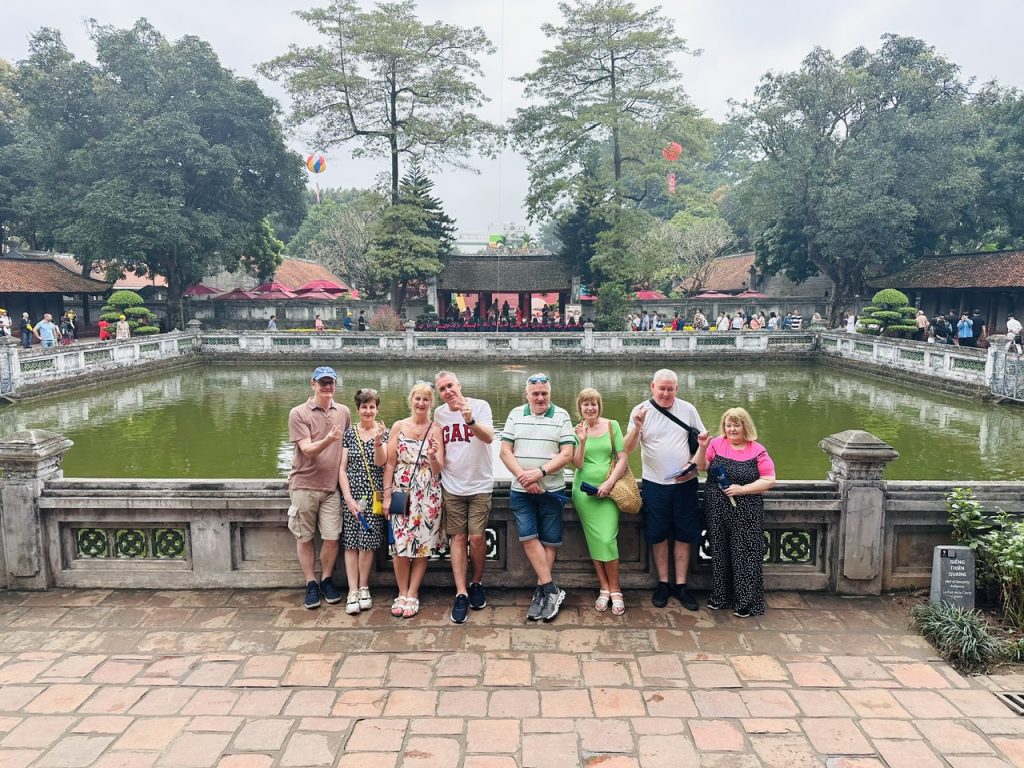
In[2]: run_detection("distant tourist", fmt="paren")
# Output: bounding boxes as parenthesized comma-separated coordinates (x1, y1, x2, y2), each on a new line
(1007, 313, 1022, 353)
(640, 311, 650, 331)
(337, 387, 388, 615)
(343, 313, 353, 331)
(914, 310, 928, 341)
(731, 312, 744, 331)
(845, 312, 856, 334)
(624, 369, 706, 612)
(357, 310, 367, 331)
(718, 314, 730, 332)
(434, 370, 495, 625)
(287, 366, 351, 610)
(19, 312, 33, 348)
(314, 314, 325, 334)
(0, 309, 10, 337)
(34, 313, 58, 348)
(59, 313, 75, 345)
(499, 372, 575, 622)
(972, 310, 987, 348)
(692, 308, 707, 330)
(267, 315, 277, 331)
(115, 315, 130, 341)
(382, 382, 445, 620)
(695, 407, 776, 617)
(98, 318, 111, 341)
(748, 313, 763, 330)
(767, 311, 779, 331)
(957, 312, 973, 347)
(789, 311, 803, 331)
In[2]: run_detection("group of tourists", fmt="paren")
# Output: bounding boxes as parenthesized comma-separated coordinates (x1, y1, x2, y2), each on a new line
(629, 308, 810, 332)
(1, 310, 83, 348)
(918, 308, 994, 347)
(286, 366, 777, 624)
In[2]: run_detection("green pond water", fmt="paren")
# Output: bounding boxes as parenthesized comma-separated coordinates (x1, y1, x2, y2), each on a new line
(2, 360, 1022, 481)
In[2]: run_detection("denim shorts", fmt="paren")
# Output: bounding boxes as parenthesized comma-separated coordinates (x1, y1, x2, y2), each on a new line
(509, 490, 564, 546)
(641, 478, 702, 545)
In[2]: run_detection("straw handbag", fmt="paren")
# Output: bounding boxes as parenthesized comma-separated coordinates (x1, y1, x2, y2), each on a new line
(607, 464, 642, 515)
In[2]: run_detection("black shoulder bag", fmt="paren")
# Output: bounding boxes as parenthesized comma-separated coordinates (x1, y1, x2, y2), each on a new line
(647, 398, 700, 455)
(388, 422, 432, 516)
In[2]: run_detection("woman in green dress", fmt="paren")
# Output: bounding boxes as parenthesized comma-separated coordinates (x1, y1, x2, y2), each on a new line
(571, 388, 629, 615)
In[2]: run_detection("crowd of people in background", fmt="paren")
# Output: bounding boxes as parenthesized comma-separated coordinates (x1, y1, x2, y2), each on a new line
(286, 365, 777, 624)
(627, 308, 811, 332)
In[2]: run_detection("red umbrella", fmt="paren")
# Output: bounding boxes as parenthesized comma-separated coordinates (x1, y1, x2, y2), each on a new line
(634, 290, 666, 300)
(253, 281, 295, 294)
(184, 283, 220, 296)
(295, 289, 339, 301)
(215, 288, 257, 300)
(295, 279, 349, 295)
(253, 289, 296, 300)
(693, 291, 732, 298)
(738, 289, 768, 298)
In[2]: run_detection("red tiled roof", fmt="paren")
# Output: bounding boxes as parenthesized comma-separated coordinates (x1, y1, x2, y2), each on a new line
(875, 251, 1024, 289)
(274, 259, 351, 291)
(53, 255, 168, 289)
(679, 252, 756, 293)
(0, 255, 112, 294)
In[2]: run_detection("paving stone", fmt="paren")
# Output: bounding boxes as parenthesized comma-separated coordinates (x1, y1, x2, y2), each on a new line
(787, 662, 844, 688)
(402, 736, 463, 768)
(690, 720, 745, 751)
(229, 690, 290, 716)
(839, 689, 910, 719)
(521, 718, 574, 734)
(915, 719, 994, 754)
(114, 718, 189, 751)
(522, 732, 578, 768)
(37, 735, 114, 768)
(155, 733, 231, 768)
(278, 731, 344, 767)
(239, 656, 290, 679)
(993, 738, 1024, 767)
(331, 689, 387, 717)
(231, 719, 293, 752)
(0, 718, 23, 734)
(0, 660, 54, 683)
(575, 718, 634, 753)
(740, 719, 801, 734)
(582, 758, 639, 768)
(591, 688, 646, 718)
(2, 717, 78, 749)
(697, 756, 763, 768)
(0, 686, 46, 711)
(891, 689, 962, 719)
(688, 663, 742, 689)
(467, 719, 519, 753)
(72, 716, 133, 734)
(23, 684, 98, 713)
(282, 690, 336, 717)
(434, 653, 482, 679)
(91, 661, 146, 685)
(462, 757, 518, 768)
(582, 660, 632, 687)
(383, 689, 438, 716)
(858, 718, 918, 739)
(346, 719, 407, 752)
(0, 749, 43, 768)
(181, 690, 240, 716)
(540, 689, 594, 718)
(731, 655, 787, 682)
(693, 691, 749, 718)
(80, 687, 147, 715)
(489, 690, 540, 718)
(872, 739, 946, 768)
(185, 717, 243, 733)
(828, 657, 890, 681)
(823, 759, 886, 768)
(41, 656, 105, 679)
(130, 688, 197, 716)
(337, 754, 397, 768)
(748, 734, 821, 768)
(215, 756, 273, 768)
(801, 718, 873, 755)
(281, 656, 336, 687)
(643, 689, 697, 718)
(943, 689, 1019, 717)
(385, 661, 433, 688)
(738, 690, 799, 718)
(945, 758, 1014, 768)
(884, 663, 951, 689)
(182, 663, 238, 687)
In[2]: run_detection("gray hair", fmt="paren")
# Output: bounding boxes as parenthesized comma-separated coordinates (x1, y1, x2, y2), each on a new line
(651, 368, 677, 385)
(434, 370, 459, 384)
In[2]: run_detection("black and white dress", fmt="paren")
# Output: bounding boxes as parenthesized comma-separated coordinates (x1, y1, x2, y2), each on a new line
(341, 426, 388, 550)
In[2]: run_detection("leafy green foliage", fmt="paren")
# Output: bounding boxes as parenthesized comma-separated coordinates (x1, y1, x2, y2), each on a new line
(593, 282, 629, 331)
(947, 487, 989, 546)
(260, 0, 499, 204)
(910, 602, 1007, 673)
(857, 288, 919, 337)
(100, 289, 157, 334)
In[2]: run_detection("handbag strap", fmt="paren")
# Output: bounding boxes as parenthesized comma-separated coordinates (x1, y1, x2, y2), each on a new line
(647, 398, 699, 438)
(397, 421, 432, 490)
(357, 427, 378, 491)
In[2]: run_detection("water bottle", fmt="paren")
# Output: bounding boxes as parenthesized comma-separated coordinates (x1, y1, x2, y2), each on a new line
(710, 464, 737, 508)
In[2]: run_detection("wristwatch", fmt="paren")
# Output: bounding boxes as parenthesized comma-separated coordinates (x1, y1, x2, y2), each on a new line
(465, 419, 476, 426)
(540, 466, 548, 477)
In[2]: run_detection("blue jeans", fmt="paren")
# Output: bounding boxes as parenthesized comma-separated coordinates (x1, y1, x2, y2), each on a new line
(22, 330, 32, 348)
(509, 490, 565, 546)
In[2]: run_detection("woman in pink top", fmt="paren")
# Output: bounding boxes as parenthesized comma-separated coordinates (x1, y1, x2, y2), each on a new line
(694, 408, 776, 617)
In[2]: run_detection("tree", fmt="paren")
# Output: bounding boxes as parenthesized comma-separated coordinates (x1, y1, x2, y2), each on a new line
(856, 288, 918, 337)
(239, 218, 285, 283)
(672, 217, 735, 295)
(593, 282, 629, 331)
(366, 163, 455, 312)
(591, 209, 675, 290)
(552, 184, 611, 286)
(970, 85, 1024, 250)
(100, 289, 159, 335)
(510, 0, 699, 218)
(725, 35, 980, 322)
(260, 0, 499, 204)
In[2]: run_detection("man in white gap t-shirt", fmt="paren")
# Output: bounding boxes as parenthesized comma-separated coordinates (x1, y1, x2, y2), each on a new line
(434, 370, 495, 625)
(624, 369, 707, 613)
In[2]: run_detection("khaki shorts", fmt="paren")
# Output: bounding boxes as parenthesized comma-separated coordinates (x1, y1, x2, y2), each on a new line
(443, 490, 492, 536)
(287, 489, 342, 542)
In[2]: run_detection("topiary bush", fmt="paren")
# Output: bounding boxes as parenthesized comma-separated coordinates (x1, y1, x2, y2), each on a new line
(100, 290, 159, 336)
(856, 288, 919, 338)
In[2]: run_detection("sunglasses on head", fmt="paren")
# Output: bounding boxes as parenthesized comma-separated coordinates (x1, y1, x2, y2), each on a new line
(415, 380, 435, 389)
(527, 375, 549, 384)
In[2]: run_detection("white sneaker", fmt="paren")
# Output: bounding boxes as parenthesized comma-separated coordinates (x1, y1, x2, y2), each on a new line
(358, 586, 372, 610)
(345, 591, 361, 615)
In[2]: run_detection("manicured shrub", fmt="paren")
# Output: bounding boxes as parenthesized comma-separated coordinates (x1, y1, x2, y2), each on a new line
(100, 289, 158, 335)
(910, 602, 1006, 673)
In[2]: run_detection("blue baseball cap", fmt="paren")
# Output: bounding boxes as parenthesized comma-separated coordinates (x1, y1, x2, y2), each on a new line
(311, 366, 337, 382)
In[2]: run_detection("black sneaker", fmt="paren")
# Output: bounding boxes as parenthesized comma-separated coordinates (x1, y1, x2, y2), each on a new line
(733, 607, 752, 618)
(651, 582, 670, 608)
(540, 586, 566, 622)
(468, 582, 487, 610)
(706, 597, 729, 610)
(320, 577, 342, 604)
(675, 585, 699, 611)
(526, 586, 544, 621)
(303, 580, 321, 610)
(451, 593, 470, 624)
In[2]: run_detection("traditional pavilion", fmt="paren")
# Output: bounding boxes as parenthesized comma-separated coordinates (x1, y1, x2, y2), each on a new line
(434, 252, 573, 320)
(0, 249, 112, 325)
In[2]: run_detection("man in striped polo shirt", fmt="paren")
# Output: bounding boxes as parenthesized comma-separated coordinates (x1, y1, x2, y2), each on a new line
(500, 372, 576, 622)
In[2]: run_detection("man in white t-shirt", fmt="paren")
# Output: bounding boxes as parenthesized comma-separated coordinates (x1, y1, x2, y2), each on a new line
(624, 369, 707, 612)
(1006, 313, 1022, 353)
(434, 370, 495, 624)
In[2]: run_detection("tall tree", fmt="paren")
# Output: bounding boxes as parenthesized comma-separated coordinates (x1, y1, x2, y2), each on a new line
(510, 0, 700, 219)
(970, 84, 1024, 250)
(726, 35, 980, 321)
(366, 163, 456, 312)
(671, 217, 735, 295)
(260, 0, 499, 204)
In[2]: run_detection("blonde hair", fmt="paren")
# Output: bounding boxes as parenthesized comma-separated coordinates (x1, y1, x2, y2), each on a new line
(719, 407, 757, 441)
(575, 388, 603, 418)
(407, 382, 435, 409)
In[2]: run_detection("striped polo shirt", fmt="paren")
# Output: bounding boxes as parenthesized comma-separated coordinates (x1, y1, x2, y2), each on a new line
(501, 403, 576, 492)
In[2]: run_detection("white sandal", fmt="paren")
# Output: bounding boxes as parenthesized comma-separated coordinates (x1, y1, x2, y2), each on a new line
(610, 592, 626, 616)
(390, 595, 407, 617)
(595, 589, 611, 612)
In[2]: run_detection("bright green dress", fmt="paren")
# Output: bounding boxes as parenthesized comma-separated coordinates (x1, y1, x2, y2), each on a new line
(571, 420, 623, 562)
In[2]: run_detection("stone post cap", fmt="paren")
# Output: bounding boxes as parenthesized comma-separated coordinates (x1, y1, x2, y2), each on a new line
(819, 429, 899, 464)
(583, 322, 595, 330)
(404, 320, 416, 331)
(186, 318, 202, 332)
(0, 429, 74, 463)
(0, 334, 18, 347)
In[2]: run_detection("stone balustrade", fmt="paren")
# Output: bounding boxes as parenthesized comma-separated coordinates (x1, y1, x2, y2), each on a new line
(3, 428, 1021, 595)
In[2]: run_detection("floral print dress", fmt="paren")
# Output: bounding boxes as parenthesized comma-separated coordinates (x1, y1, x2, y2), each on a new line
(391, 429, 442, 558)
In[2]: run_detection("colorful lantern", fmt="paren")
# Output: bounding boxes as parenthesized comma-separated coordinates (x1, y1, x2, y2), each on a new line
(305, 154, 327, 173)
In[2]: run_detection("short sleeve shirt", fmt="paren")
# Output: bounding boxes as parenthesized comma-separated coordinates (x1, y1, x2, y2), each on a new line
(288, 398, 351, 491)
(705, 437, 776, 477)
(501, 404, 575, 492)
(435, 397, 494, 495)
(628, 398, 706, 485)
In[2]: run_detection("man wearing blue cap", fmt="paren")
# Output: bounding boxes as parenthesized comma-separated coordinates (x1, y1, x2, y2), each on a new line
(288, 366, 351, 609)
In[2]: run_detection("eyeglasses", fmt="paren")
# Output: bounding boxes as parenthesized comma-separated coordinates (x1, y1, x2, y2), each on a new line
(316, 379, 336, 387)
(527, 375, 549, 384)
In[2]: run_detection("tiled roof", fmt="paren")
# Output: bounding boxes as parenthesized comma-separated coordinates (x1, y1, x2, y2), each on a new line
(704, 252, 756, 292)
(274, 259, 351, 291)
(0, 254, 112, 294)
(53, 256, 168, 289)
(874, 251, 1024, 289)
(438, 253, 570, 292)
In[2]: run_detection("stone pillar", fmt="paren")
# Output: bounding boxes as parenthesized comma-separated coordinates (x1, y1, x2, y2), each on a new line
(0, 430, 74, 590)
(819, 430, 900, 595)
(985, 334, 1009, 388)
(405, 320, 416, 352)
(583, 322, 595, 353)
(1, 335, 21, 397)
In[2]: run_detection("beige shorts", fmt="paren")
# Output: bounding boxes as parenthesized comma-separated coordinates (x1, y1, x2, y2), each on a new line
(443, 490, 492, 536)
(288, 489, 342, 542)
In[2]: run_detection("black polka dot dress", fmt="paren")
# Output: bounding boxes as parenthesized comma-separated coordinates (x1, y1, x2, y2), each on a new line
(341, 427, 388, 551)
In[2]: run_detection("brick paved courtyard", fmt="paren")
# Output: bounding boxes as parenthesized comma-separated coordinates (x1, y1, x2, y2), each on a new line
(1, 588, 1023, 767)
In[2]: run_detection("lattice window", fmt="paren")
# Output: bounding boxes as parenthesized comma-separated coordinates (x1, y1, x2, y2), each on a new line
(385, 527, 499, 562)
(202, 337, 241, 346)
(765, 529, 816, 564)
(487, 339, 511, 349)
(272, 337, 311, 346)
(899, 349, 925, 362)
(770, 335, 813, 345)
(342, 337, 380, 348)
(854, 342, 874, 354)
(177, 339, 192, 352)
(952, 357, 985, 372)
(22, 358, 56, 372)
(551, 338, 582, 348)
(84, 350, 113, 364)
(416, 338, 448, 349)
(74, 526, 189, 560)
(139, 343, 160, 355)
(695, 336, 736, 347)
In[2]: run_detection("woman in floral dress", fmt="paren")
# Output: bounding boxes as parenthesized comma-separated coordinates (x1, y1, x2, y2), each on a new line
(382, 382, 444, 619)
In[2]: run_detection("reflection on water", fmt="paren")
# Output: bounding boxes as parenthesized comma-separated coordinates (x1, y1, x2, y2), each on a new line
(2, 361, 1022, 481)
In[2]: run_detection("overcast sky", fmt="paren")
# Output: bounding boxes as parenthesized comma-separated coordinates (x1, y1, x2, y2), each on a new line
(5, 1, 1024, 235)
